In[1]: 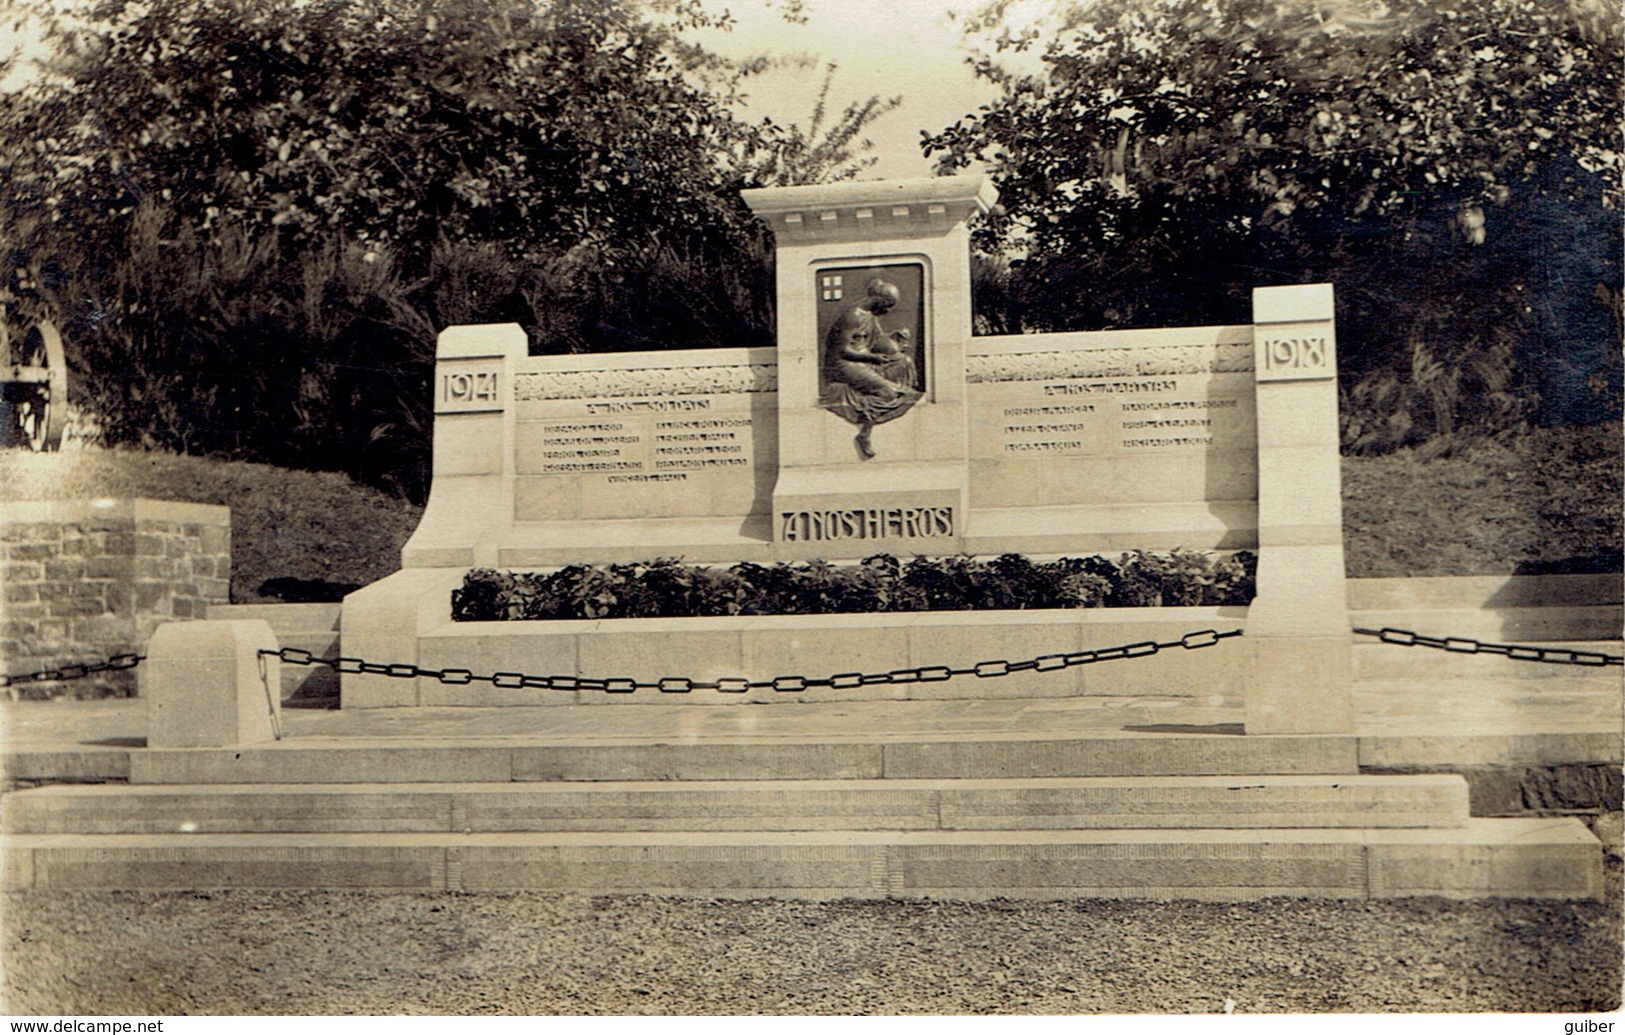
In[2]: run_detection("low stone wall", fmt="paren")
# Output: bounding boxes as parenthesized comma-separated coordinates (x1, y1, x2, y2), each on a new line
(1, 499, 230, 697)
(341, 571, 1247, 709)
(1348, 573, 1622, 642)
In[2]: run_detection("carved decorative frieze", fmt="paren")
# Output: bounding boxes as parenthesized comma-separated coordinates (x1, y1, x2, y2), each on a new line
(515, 363, 778, 401)
(966, 343, 1254, 383)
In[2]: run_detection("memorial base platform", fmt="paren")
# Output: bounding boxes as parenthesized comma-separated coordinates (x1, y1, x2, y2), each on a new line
(3, 690, 1612, 900)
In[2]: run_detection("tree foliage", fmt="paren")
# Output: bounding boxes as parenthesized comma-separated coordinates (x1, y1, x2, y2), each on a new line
(926, 0, 1622, 450)
(8, 0, 772, 262)
(742, 62, 903, 186)
(0, 0, 891, 497)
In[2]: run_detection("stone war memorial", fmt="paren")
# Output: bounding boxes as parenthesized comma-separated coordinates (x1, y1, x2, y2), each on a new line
(5, 175, 1614, 901)
(344, 175, 1351, 735)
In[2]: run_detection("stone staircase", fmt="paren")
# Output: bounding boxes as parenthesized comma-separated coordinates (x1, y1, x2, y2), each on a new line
(1, 727, 1602, 899)
(1346, 573, 1622, 767)
(6, 575, 1611, 899)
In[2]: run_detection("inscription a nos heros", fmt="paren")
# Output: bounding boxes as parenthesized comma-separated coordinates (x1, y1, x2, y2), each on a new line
(781, 507, 955, 542)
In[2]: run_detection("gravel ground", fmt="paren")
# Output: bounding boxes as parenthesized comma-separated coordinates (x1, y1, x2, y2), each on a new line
(3, 866, 1620, 1016)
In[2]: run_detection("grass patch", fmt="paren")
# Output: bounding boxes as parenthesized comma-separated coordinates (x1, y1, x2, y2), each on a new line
(1, 423, 1616, 607)
(0, 446, 421, 603)
(1341, 422, 1622, 577)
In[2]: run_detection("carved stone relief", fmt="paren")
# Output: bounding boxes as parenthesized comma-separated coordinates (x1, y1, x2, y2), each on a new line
(965, 342, 1254, 384)
(514, 364, 777, 401)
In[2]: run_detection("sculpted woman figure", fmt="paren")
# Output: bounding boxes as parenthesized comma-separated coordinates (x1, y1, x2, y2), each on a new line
(819, 281, 922, 459)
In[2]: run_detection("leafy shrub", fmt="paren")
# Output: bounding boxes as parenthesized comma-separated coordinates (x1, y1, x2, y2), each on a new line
(933, 0, 1623, 449)
(451, 550, 1257, 622)
(1, 0, 797, 504)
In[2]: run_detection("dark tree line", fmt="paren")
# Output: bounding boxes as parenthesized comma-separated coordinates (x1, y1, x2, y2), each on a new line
(0, 0, 883, 498)
(926, 0, 1621, 452)
(0, 0, 1616, 501)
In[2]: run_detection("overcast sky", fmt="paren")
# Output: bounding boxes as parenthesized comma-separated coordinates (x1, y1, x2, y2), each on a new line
(693, 0, 1027, 179)
(0, 0, 1036, 178)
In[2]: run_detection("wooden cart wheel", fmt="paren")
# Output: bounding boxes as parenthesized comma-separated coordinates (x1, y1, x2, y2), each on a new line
(7, 320, 67, 451)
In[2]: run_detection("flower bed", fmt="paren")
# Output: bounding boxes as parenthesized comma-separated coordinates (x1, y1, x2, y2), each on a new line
(451, 550, 1256, 622)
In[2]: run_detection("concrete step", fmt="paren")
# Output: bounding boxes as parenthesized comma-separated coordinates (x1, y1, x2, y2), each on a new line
(1354, 678, 1622, 730)
(2, 774, 1469, 835)
(126, 733, 1359, 785)
(1349, 606, 1621, 643)
(1353, 639, 1624, 680)
(1, 818, 1599, 899)
(205, 603, 343, 633)
(1347, 575, 1622, 611)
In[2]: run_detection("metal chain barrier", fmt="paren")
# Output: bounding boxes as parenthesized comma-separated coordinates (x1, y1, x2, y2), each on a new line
(259, 628, 1245, 694)
(13, 623, 1618, 692)
(1353, 626, 1624, 667)
(0, 652, 144, 690)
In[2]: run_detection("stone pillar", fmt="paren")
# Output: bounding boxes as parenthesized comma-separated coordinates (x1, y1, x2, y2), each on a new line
(399, 323, 526, 569)
(142, 619, 280, 748)
(343, 323, 524, 709)
(1246, 284, 1354, 734)
(742, 176, 997, 558)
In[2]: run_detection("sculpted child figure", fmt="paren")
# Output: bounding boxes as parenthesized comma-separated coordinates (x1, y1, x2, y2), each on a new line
(859, 278, 919, 388)
(818, 278, 921, 459)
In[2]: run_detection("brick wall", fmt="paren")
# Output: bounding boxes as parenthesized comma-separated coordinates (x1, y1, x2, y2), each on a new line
(2, 499, 230, 698)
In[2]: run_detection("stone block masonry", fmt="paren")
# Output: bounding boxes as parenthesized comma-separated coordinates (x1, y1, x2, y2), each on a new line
(1, 499, 230, 697)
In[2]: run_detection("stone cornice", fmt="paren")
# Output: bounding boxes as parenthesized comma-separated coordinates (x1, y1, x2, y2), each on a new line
(741, 176, 997, 244)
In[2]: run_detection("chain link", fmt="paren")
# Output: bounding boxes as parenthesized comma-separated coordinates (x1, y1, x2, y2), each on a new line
(15, 622, 1615, 692)
(1353, 627, 1625, 667)
(0, 652, 144, 689)
(258, 628, 1245, 694)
